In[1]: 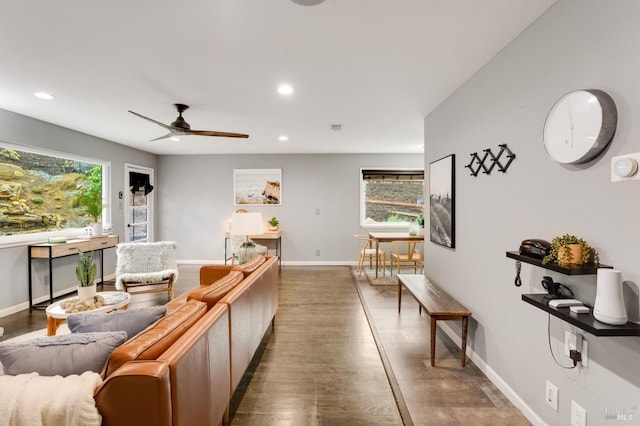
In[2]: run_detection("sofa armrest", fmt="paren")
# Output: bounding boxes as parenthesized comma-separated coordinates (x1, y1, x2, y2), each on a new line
(95, 360, 172, 426)
(199, 265, 234, 285)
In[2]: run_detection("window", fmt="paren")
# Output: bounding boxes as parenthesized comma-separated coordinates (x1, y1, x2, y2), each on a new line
(0, 142, 110, 245)
(360, 168, 424, 227)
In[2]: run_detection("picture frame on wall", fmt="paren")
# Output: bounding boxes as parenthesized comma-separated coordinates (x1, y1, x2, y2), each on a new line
(234, 169, 282, 206)
(429, 154, 455, 248)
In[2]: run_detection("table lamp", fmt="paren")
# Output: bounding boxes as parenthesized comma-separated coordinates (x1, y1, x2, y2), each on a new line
(230, 212, 263, 264)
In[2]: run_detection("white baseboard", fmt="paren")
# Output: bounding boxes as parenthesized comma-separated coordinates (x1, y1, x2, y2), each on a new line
(438, 322, 545, 426)
(177, 259, 356, 267)
(0, 273, 116, 319)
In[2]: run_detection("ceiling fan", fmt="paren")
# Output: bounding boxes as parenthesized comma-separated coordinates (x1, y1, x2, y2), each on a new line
(128, 103, 249, 141)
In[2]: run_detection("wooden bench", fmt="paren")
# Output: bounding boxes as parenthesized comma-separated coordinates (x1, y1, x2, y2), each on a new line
(397, 274, 472, 367)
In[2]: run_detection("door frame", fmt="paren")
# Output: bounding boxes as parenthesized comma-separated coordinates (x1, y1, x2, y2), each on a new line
(124, 163, 155, 243)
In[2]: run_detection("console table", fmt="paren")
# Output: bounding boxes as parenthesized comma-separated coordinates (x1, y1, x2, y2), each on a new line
(28, 235, 119, 309)
(224, 231, 281, 267)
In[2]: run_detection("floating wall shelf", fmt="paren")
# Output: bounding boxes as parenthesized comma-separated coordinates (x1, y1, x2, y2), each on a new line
(506, 251, 612, 275)
(522, 294, 640, 337)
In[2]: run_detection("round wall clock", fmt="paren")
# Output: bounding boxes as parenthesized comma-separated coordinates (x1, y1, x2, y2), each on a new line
(543, 89, 617, 164)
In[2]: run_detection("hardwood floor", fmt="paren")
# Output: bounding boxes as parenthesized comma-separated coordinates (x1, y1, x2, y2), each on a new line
(0, 265, 530, 425)
(230, 266, 402, 425)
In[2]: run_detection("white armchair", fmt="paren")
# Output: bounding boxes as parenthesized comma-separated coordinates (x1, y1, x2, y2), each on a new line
(115, 241, 178, 300)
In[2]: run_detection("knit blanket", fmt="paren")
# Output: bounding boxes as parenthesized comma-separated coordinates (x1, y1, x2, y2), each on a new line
(115, 241, 178, 290)
(0, 371, 102, 426)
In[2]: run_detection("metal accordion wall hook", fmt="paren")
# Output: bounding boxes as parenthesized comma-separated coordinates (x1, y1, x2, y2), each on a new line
(465, 144, 516, 177)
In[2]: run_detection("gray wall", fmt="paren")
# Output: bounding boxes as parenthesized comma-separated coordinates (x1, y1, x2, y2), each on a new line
(0, 108, 157, 313)
(156, 153, 422, 262)
(424, 0, 640, 424)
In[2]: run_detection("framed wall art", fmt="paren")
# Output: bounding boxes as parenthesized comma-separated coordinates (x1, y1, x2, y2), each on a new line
(234, 169, 282, 206)
(429, 154, 455, 248)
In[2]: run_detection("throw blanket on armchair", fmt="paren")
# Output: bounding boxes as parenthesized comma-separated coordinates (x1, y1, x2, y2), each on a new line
(0, 371, 102, 426)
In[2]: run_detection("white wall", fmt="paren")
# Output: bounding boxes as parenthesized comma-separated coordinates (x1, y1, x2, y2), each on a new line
(156, 153, 422, 262)
(0, 108, 157, 313)
(424, 0, 640, 424)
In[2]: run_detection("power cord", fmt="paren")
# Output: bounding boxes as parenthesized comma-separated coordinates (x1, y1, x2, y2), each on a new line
(547, 313, 576, 369)
(514, 260, 522, 287)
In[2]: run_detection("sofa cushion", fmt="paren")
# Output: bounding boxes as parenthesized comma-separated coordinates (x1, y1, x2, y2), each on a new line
(188, 270, 244, 309)
(67, 306, 167, 340)
(104, 299, 207, 376)
(0, 331, 127, 376)
(231, 254, 266, 277)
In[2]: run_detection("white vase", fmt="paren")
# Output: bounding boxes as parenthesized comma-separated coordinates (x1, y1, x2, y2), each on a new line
(77, 284, 97, 300)
(593, 269, 627, 325)
(91, 222, 103, 236)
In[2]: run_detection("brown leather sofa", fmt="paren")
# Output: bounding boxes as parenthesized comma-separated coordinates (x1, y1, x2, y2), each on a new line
(93, 255, 279, 426)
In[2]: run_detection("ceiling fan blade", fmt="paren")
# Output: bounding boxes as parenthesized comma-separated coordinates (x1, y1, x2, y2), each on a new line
(128, 110, 172, 130)
(149, 133, 176, 142)
(187, 129, 249, 138)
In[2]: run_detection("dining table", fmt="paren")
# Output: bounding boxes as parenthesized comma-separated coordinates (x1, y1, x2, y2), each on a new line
(368, 232, 425, 278)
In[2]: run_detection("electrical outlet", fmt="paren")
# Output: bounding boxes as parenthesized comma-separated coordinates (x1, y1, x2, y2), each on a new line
(545, 380, 558, 411)
(564, 331, 588, 367)
(571, 400, 587, 426)
(315, 249, 320, 256)
(564, 331, 576, 357)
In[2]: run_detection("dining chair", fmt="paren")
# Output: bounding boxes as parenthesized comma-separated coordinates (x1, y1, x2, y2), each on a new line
(354, 235, 386, 277)
(390, 241, 423, 276)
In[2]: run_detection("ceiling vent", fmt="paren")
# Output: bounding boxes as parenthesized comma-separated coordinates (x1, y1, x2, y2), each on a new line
(330, 124, 342, 132)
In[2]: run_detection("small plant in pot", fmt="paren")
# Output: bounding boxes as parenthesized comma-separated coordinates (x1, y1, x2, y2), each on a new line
(76, 250, 97, 300)
(416, 214, 425, 236)
(268, 216, 279, 231)
(542, 234, 597, 266)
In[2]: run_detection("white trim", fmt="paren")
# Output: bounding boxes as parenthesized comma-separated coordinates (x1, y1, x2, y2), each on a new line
(359, 166, 424, 227)
(177, 259, 356, 267)
(0, 273, 116, 318)
(124, 163, 154, 243)
(437, 322, 545, 426)
(0, 141, 111, 247)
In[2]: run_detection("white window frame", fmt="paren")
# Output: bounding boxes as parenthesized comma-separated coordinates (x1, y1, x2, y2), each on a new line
(359, 167, 424, 228)
(0, 141, 111, 248)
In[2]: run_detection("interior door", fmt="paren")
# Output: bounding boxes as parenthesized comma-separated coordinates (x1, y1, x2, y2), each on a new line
(124, 164, 154, 243)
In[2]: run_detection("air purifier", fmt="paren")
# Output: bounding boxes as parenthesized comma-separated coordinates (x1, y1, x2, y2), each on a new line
(593, 269, 627, 325)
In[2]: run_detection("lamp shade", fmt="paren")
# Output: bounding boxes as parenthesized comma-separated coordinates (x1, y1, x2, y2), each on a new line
(230, 212, 263, 236)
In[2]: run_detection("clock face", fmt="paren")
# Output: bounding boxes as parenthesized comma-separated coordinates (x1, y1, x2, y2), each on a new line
(543, 90, 617, 164)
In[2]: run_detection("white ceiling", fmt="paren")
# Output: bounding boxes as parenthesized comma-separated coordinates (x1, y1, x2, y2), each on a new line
(0, 0, 556, 155)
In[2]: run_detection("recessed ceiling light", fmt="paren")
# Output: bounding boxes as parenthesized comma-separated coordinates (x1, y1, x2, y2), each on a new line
(170, 136, 180, 142)
(291, 0, 325, 6)
(34, 92, 54, 100)
(278, 135, 289, 142)
(278, 84, 293, 95)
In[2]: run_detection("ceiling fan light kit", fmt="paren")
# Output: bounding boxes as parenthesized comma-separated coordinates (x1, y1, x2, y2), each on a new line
(129, 103, 249, 141)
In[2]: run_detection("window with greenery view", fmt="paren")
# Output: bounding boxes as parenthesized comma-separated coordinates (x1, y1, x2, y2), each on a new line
(360, 169, 424, 227)
(0, 142, 109, 242)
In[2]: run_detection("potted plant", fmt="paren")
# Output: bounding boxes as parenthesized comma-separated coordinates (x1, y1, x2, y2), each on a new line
(416, 214, 425, 236)
(72, 166, 105, 236)
(542, 234, 597, 266)
(76, 249, 97, 300)
(268, 216, 279, 232)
